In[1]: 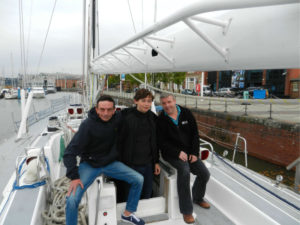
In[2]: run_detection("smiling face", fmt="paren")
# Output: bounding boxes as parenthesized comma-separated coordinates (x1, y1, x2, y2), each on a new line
(95, 100, 115, 121)
(134, 95, 152, 113)
(160, 95, 177, 115)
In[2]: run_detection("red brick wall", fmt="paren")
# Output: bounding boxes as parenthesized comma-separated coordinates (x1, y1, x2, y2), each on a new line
(193, 111, 300, 167)
(285, 69, 300, 97)
(56, 79, 78, 89)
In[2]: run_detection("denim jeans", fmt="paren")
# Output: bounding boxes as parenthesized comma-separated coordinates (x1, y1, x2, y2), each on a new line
(166, 158, 210, 214)
(65, 161, 144, 225)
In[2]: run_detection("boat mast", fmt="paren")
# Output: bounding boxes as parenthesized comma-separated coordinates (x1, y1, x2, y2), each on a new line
(82, 0, 87, 105)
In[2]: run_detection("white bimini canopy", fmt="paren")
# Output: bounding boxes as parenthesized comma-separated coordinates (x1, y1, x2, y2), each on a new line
(91, 0, 300, 74)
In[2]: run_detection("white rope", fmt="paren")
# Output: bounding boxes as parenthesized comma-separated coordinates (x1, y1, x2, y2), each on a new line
(42, 176, 88, 225)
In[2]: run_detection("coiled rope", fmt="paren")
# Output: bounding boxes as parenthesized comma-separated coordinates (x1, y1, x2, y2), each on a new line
(42, 176, 88, 225)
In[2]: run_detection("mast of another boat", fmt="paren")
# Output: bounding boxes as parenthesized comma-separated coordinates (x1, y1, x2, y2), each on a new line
(82, 0, 87, 107)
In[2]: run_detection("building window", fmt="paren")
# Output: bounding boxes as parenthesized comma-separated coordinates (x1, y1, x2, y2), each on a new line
(292, 82, 299, 92)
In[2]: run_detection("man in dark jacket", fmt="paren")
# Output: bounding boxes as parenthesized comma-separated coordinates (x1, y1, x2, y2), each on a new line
(157, 93, 210, 224)
(63, 95, 145, 225)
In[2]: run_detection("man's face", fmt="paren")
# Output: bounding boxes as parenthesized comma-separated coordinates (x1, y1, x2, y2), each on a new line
(160, 96, 176, 115)
(95, 101, 115, 121)
(134, 95, 152, 113)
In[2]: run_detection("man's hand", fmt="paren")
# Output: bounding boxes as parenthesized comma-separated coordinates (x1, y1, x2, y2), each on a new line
(189, 155, 198, 163)
(179, 151, 188, 162)
(154, 163, 161, 175)
(67, 179, 84, 196)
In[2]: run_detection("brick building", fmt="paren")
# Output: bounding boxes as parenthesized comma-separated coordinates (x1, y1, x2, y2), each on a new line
(185, 69, 300, 98)
(56, 79, 79, 89)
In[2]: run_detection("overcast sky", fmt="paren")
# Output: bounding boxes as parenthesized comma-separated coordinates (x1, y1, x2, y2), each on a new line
(0, 0, 197, 76)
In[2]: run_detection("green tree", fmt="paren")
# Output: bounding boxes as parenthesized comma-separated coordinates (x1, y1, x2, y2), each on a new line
(172, 72, 186, 92)
(108, 75, 120, 88)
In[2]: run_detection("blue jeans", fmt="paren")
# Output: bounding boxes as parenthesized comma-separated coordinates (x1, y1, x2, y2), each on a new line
(65, 161, 144, 225)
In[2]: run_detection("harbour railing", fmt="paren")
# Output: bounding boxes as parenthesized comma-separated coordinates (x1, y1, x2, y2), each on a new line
(103, 90, 300, 124)
(12, 96, 70, 132)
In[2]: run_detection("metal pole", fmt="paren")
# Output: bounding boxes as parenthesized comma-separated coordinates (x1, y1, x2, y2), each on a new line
(120, 74, 122, 94)
(244, 104, 248, 116)
(232, 133, 240, 163)
(195, 98, 197, 108)
(269, 103, 272, 119)
(107, 75, 109, 91)
(154, 0, 157, 23)
(201, 72, 204, 97)
(224, 101, 227, 113)
(208, 100, 211, 111)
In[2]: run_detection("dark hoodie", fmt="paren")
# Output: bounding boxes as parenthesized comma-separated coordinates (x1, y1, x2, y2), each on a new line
(63, 107, 121, 180)
(119, 107, 159, 167)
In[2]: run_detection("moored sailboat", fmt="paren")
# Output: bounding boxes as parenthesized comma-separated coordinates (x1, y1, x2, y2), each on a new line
(0, 0, 299, 225)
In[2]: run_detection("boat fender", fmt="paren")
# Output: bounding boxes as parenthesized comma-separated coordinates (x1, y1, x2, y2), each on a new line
(23, 148, 41, 184)
(24, 158, 39, 184)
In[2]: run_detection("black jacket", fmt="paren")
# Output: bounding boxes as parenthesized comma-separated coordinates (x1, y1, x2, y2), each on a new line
(119, 107, 159, 166)
(63, 107, 121, 180)
(157, 105, 199, 160)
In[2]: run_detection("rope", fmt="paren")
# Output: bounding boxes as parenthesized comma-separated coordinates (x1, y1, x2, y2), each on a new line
(42, 176, 88, 225)
(0, 156, 50, 217)
(214, 152, 300, 211)
(197, 121, 238, 135)
(199, 130, 235, 149)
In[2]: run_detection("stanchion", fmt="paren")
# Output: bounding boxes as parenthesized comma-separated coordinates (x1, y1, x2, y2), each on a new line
(244, 104, 248, 116)
(269, 103, 272, 119)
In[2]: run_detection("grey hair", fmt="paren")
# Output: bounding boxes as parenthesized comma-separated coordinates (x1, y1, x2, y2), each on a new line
(160, 92, 175, 99)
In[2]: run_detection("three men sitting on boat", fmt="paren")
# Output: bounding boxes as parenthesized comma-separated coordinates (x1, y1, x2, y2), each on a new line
(63, 91, 210, 225)
(157, 93, 211, 224)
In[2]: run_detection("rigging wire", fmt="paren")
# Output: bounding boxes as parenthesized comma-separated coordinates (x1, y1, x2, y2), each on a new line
(127, 0, 137, 34)
(141, 0, 144, 31)
(25, 0, 34, 81)
(18, 0, 26, 84)
(36, 0, 58, 75)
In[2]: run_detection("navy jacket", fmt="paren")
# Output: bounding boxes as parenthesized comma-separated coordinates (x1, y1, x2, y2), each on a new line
(63, 107, 121, 180)
(157, 105, 199, 160)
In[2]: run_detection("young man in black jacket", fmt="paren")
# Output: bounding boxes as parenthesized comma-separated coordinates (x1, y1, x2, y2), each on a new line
(157, 93, 210, 224)
(119, 89, 160, 200)
(63, 95, 145, 225)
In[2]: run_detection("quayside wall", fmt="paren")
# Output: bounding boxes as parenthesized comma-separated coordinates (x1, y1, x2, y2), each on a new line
(191, 109, 300, 167)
